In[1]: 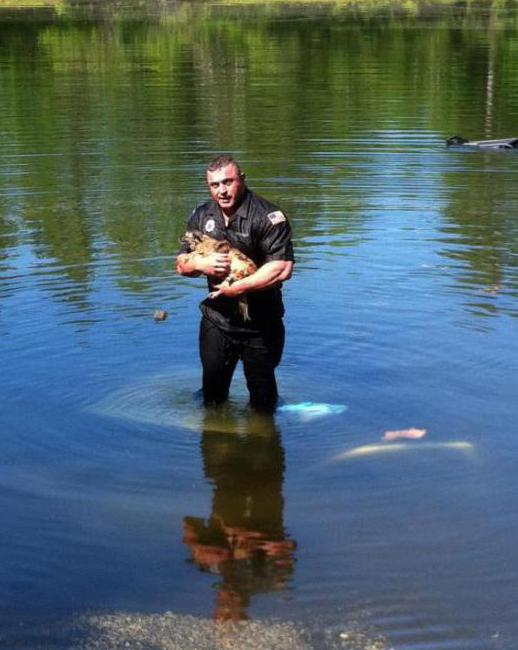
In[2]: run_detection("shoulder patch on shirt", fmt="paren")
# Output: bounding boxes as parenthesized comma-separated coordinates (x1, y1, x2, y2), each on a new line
(205, 219, 215, 233)
(267, 210, 286, 225)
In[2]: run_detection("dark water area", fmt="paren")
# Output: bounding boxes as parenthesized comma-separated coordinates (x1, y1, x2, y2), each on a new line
(1, 1, 518, 648)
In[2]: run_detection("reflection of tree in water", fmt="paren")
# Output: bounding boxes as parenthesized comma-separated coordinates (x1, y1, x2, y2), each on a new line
(3, 2, 518, 319)
(440, 156, 518, 316)
(183, 412, 296, 622)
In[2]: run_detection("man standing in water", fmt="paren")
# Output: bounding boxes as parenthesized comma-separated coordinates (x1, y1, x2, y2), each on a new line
(176, 155, 294, 412)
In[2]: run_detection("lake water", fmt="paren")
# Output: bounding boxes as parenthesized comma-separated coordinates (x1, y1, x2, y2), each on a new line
(1, 1, 518, 648)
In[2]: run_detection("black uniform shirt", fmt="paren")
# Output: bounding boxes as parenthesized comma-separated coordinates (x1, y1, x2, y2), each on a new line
(179, 189, 294, 334)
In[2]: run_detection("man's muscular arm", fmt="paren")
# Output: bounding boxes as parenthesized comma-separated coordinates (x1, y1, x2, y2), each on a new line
(209, 260, 293, 298)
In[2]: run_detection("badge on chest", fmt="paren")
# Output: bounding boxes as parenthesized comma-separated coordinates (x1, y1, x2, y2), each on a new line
(204, 219, 216, 233)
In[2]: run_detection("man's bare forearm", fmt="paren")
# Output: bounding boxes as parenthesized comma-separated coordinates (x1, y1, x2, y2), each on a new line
(224, 260, 293, 296)
(176, 252, 203, 277)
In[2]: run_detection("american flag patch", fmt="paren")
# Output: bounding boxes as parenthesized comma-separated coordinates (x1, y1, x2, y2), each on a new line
(267, 210, 286, 225)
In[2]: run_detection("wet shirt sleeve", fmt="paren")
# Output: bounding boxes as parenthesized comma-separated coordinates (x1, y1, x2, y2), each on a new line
(256, 211, 295, 263)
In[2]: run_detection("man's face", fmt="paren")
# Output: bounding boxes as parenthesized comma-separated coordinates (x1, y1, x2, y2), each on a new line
(206, 163, 245, 215)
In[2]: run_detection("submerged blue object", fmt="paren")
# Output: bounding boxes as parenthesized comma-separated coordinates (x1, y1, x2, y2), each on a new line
(277, 401, 347, 420)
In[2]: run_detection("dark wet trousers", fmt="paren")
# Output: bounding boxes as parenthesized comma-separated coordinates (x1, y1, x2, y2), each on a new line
(199, 316, 285, 412)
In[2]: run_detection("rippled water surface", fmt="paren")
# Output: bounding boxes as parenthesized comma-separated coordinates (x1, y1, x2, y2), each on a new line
(2, 1, 518, 648)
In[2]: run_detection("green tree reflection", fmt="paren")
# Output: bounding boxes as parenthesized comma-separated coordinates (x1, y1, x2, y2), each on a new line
(1, 1, 517, 317)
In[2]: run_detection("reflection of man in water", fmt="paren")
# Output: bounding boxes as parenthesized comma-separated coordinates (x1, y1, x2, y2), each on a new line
(182, 413, 296, 621)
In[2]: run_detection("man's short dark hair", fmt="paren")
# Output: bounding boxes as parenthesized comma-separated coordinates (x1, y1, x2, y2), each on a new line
(206, 155, 243, 176)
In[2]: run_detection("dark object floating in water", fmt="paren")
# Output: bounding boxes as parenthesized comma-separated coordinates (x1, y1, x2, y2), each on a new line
(153, 310, 168, 321)
(446, 135, 518, 150)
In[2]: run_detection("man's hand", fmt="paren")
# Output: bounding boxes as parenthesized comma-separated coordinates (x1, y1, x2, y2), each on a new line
(208, 281, 241, 299)
(198, 252, 231, 277)
(177, 252, 230, 278)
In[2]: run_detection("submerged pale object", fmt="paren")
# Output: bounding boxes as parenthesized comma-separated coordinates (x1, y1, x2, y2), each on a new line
(383, 427, 427, 441)
(277, 402, 347, 421)
(335, 441, 475, 461)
